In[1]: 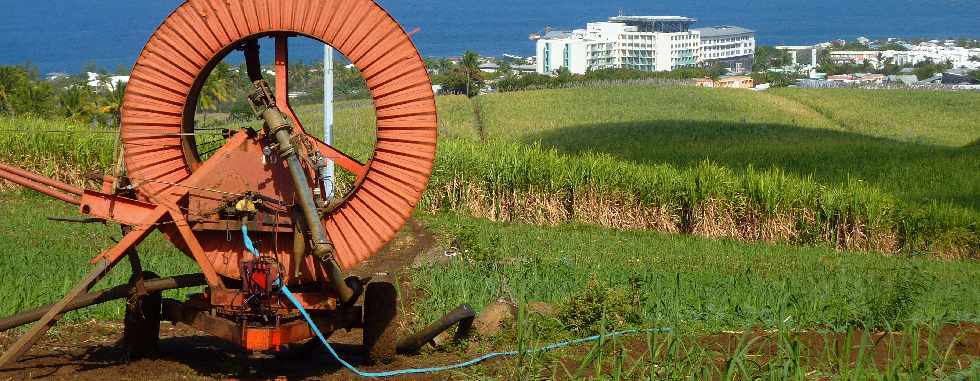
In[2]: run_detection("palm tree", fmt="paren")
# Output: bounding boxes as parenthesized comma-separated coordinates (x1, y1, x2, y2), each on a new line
(59, 83, 98, 122)
(96, 73, 114, 91)
(457, 51, 484, 97)
(19, 83, 56, 117)
(0, 86, 9, 115)
(198, 63, 233, 125)
(461, 51, 480, 73)
(0, 66, 30, 114)
(289, 61, 311, 91)
(99, 82, 126, 127)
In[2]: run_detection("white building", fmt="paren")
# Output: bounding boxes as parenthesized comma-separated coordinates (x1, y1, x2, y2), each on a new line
(695, 26, 756, 73)
(776, 46, 819, 67)
(86, 72, 129, 91)
(828, 51, 884, 68)
(886, 44, 980, 69)
(536, 16, 725, 74)
(478, 62, 500, 73)
(536, 30, 591, 74)
(824, 43, 980, 70)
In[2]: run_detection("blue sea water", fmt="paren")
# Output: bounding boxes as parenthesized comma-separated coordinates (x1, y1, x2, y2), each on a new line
(0, 0, 977, 73)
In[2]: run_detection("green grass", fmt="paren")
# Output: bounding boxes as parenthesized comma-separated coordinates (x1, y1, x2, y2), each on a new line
(772, 88, 980, 147)
(0, 115, 116, 181)
(460, 324, 980, 379)
(0, 192, 199, 321)
(3, 87, 977, 257)
(0, 192, 976, 378)
(477, 86, 838, 141)
(414, 214, 980, 333)
(475, 86, 980, 215)
(414, 214, 980, 379)
(426, 139, 978, 256)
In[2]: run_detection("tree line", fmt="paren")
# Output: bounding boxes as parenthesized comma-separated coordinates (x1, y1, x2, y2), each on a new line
(0, 60, 370, 127)
(0, 65, 124, 126)
(425, 50, 730, 96)
(192, 60, 369, 123)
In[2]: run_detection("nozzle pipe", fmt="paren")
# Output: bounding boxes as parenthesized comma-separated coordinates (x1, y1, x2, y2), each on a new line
(396, 304, 476, 355)
(259, 106, 356, 306)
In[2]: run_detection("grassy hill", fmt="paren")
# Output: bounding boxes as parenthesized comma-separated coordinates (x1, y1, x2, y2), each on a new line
(1, 87, 977, 258)
(474, 87, 979, 214)
(1, 86, 979, 379)
(442, 87, 978, 257)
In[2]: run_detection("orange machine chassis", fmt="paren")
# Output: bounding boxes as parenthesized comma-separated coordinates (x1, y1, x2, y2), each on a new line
(0, 0, 455, 367)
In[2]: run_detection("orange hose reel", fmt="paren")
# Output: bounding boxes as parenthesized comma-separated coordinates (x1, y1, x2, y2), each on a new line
(122, 0, 437, 274)
(0, 0, 458, 362)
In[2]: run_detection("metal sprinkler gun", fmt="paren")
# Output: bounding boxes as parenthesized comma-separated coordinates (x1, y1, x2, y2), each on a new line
(246, 78, 361, 307)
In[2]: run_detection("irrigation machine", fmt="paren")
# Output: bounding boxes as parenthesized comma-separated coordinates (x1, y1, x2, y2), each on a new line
(0, 0, 474, 369)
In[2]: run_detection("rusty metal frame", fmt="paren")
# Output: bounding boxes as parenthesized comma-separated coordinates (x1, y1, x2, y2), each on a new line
(0, 0, 444, 367)
(162, 299, 361, 352)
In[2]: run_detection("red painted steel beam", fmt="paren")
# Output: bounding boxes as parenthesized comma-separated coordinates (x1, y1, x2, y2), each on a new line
(0, 167, 80, 205)
(0, 163, 83, 196)
(274, 34, 306, 135)
(310, 136, 368, 179)
(79, 190, 158, 226)
(89, 207, 168, 265)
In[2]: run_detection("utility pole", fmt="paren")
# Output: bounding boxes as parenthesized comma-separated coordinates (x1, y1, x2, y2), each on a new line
(323, 45, 335, 201)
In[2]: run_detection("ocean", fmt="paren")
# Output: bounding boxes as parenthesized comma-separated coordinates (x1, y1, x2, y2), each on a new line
(1, 0, 978, 74)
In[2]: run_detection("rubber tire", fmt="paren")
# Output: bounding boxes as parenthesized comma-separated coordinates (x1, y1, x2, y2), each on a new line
(363, 282, 399, 365)
(123, 271, 162, 359)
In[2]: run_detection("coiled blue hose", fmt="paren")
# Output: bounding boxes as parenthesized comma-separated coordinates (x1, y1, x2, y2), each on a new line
(242, 225, 670, 378)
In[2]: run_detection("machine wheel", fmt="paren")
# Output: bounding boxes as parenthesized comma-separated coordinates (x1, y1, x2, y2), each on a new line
(123, 271, 162, 359)
(363, 282, 399, 365)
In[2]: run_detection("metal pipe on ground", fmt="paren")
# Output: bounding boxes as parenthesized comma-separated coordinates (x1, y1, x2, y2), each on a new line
(0, 274, 206, 332)
(396, 304, 476, 355)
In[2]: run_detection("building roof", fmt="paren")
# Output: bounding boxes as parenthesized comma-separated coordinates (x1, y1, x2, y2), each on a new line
(718, 75, 752, 81)
(542, 30, 574, 39)
(694, 26, 754, 37)
(888, 75, 919, 84)
(609, 16, 697, 23)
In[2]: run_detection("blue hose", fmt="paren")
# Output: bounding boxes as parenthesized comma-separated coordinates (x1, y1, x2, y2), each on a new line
(241, 225, 670, 378)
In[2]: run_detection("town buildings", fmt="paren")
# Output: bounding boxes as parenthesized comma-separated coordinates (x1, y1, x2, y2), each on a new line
(535, 16, 754, 75)
(819, 43, 979, 70)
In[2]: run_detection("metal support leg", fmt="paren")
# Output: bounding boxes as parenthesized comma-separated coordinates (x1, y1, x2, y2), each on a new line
(123, 225, 147, 296)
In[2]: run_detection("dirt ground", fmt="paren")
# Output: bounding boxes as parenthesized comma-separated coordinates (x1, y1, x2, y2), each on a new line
(0, 220, 462, 381)
(0, 220, 978, 380)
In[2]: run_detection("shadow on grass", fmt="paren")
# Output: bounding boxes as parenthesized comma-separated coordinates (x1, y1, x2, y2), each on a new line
(523, 120, 980, 212)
